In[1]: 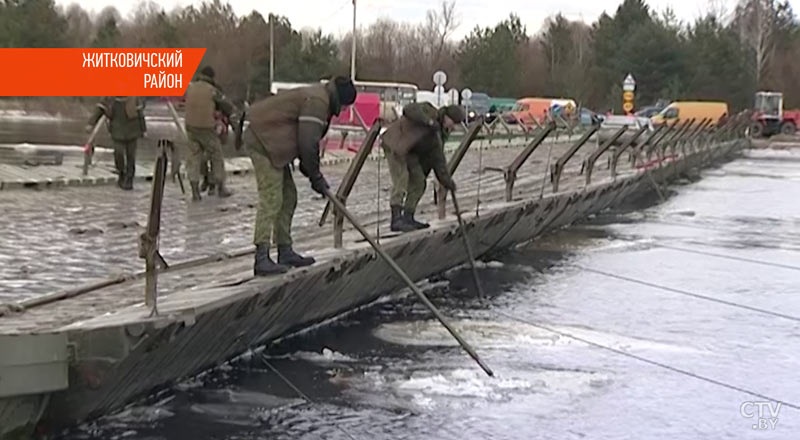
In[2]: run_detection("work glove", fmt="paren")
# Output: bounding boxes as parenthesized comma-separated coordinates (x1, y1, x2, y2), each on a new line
(310, 174, 330, 196)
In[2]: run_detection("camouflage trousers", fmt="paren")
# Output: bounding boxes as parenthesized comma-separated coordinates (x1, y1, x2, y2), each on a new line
(186, 126, 226, 184)
(249, 149, 296, 246)
(383, 145, 431, 213)
(112, 138, 137, 178)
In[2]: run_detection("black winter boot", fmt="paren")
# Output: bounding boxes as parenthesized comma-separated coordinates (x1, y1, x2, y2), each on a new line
(277, 245, 315, 267)
(121, 173, 134, 191)
(390, 205, 416, 232)
(254, 244, 288, 276)
(405, 209, 429, 229)
(190, 181, 202, 201)
(216, 181, 233, 198)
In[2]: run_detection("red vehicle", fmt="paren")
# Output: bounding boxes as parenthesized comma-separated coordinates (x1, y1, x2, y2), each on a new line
(330, 92, 381, 128)
(750, 91, 800, 137)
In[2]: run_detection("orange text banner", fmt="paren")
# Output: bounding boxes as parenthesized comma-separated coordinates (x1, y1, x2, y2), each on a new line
(0, 48, 206, 97)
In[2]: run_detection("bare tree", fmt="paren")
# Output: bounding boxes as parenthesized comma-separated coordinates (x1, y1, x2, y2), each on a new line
(338, 2, 460, 88)
(64, 3, 93, 47)
(423, 1, 460, 64)
(706, 0, 730, 22)
(735, 0, 793, 86)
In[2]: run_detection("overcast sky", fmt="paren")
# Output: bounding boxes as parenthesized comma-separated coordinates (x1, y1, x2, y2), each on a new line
(57, 0, 800, 38)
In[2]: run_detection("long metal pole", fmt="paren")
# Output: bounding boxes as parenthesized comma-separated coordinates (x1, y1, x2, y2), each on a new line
(324, 189, 494, 377)
(83, 115, 106, 175)
(451, 191, 486, 299)
(164, 100, 187, 193)
(350, 0, 356, 80)
(166, 100, 188, 141)
(269, 14, 275, 88)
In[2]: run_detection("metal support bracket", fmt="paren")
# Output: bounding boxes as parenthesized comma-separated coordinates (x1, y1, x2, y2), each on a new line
(682, 118, 711, 154)
(436, 119, 484, 219)
(549, 123, 599, 193)
(665, 118, 696, 158)
(319, 120, 383, 248)
(557, 115, 574, 136)
(645, 120, 679, 160)
(140, 142, 168, 316)
(503, 121, 557, 201)
(658, 118, 693, 161)
(584, 124, 628, 185)
(610, 124, 650, 179)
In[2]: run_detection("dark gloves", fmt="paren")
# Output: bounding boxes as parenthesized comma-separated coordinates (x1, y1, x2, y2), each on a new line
(310, 174, 330, 196)
(297, 160, 328, 195)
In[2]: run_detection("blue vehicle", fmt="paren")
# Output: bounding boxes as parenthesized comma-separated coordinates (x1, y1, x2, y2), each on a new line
(466, 92, 491, 122)
(579, 107, 603, 125)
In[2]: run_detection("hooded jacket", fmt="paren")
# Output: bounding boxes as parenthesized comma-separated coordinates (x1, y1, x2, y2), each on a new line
(244, 83, 342, 181)
(381, 102, 454, 188)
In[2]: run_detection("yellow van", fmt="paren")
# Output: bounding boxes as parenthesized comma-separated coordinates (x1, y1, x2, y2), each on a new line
(651, 101, 728, 125)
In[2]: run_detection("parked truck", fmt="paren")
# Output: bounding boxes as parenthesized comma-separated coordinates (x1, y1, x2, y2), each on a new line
(750, 91, 799, 137)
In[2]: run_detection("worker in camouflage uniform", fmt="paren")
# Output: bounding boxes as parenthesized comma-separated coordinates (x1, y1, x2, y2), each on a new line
(199, 111, 230, 195)
(242, 76, 357, 276)
(381, 102, 465, 232)
(184, 66, 235, 200)
(87, 96, 146, 190)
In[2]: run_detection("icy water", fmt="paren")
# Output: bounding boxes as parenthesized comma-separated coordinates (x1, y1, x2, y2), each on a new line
(61, 149, 800, 440)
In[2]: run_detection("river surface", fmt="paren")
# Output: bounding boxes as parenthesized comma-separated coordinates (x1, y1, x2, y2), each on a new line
(0, 107, 364, 161)
(54, 148, 800, 439)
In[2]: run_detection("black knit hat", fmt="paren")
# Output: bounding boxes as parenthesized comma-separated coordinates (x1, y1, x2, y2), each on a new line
(439, 105, 466, 123)
(200, 66, 215, 78)
(333, 76, 357, 106)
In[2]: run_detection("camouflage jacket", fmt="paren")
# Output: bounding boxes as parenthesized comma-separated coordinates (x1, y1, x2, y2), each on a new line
(244, 83, 343, 183)
(89, 97, 146, 142)
(185, 74, 234, 129)
(381, 102, 452, 185)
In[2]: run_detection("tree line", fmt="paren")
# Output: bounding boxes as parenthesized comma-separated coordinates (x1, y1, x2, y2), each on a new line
(1, 0, 798, 111)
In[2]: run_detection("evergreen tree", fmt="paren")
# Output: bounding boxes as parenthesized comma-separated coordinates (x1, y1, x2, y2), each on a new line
(92, 16, 121, 48)
(457, 14, 527, 97)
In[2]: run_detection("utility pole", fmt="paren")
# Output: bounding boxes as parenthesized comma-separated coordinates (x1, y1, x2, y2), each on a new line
(269, 13, 275, 90)
(350, 0, 356, 81)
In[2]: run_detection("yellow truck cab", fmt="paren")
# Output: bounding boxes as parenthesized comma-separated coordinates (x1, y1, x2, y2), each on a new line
(651, 101, 728, 125)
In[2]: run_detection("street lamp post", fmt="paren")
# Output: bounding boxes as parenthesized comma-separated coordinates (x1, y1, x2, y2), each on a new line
(351, 0, 357, 81)
(269, 14, 274, 89)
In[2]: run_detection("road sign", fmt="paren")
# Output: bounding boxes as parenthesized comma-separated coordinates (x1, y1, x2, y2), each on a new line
(623, 102, 634, 112)
(433, 70, 447, 87)
(623, 91, 634, 101)
(433, 85, 445, 106)
(461, 88, 473, 101)
(623, 73, 636, 92)
(448, 88, 459, 105)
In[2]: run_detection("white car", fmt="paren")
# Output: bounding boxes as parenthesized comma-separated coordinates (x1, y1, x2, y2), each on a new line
(597, 115, 654, 146)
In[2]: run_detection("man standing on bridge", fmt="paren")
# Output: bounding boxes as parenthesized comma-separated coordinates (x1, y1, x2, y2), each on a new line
(87, 96, 146, 190)
(184, 66, 235, 201)
(242, 76, 357, 276)
(381, 102, 464, 232)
